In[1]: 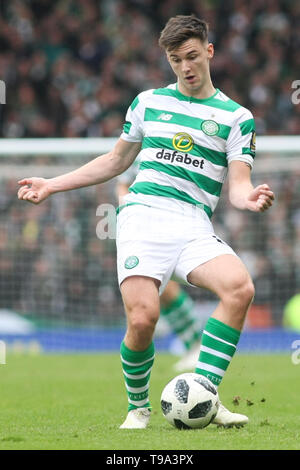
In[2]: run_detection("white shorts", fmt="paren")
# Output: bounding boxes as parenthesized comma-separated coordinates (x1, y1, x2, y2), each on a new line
(116, 203, 237, 294)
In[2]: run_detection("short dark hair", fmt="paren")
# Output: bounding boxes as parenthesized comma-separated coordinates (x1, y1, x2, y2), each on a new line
(159, 15, 209, 51)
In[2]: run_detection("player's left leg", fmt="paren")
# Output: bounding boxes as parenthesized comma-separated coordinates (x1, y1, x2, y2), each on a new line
(187, 254, 254, 427)
(160, 280, 203, 371)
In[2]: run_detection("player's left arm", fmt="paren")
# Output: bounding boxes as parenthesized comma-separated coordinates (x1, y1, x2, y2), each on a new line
(228, 161, 275, 212)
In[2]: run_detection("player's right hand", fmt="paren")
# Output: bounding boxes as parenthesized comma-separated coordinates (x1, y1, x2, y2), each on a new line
(17, 177, 51, 204)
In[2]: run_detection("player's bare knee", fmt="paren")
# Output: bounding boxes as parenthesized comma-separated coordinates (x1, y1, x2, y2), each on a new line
(128, 303, 159, 334)
(245, 280, 255, 305)
(130, 316, 157, 336)
(224, 278, 255, 311)
(237, 280, 255, 310)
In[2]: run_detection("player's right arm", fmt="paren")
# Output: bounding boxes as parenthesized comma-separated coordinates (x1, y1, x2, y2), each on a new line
(17, 138, 141, 204)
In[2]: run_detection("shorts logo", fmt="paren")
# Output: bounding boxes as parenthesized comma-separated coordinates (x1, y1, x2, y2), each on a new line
(124, 256, 139, 269)
(172, 132, 194, 152)
(201, 120, 219, 136)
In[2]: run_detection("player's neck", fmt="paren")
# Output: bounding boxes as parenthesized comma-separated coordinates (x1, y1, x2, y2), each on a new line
(177, 80, 216, 101)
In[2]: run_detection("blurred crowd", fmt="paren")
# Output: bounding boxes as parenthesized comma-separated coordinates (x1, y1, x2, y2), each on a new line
(0, 0, 299, 138)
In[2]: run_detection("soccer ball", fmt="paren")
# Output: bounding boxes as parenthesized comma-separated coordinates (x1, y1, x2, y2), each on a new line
(160, 373, 219, 429)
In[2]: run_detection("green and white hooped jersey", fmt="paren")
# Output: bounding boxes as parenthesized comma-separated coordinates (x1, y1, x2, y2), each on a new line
(120, 83, 256, 219)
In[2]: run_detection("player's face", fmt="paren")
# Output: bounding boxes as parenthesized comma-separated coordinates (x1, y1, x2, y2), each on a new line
(166, 38, 214, 97)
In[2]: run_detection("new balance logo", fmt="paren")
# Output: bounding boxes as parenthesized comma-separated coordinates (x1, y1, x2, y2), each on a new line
(157, 113, 173, 121)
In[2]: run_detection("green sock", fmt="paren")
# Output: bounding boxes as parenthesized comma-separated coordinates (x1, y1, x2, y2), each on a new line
(120, 341, 155, 411)
(161, 291, 202, 350)
(195, 317, 241, 387)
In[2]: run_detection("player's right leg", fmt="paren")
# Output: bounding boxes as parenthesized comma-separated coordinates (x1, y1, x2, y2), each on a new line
(116, 204, 182, 428)
(119, 275, 160, 429)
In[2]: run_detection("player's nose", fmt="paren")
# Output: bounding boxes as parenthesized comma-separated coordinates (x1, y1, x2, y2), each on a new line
(181, 60, 191, 74)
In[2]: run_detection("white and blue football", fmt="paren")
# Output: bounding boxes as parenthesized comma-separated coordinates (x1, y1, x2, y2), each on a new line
(161, 373, 219, 429)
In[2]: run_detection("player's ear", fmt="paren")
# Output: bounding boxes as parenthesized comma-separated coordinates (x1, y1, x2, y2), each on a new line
(207, 42, 214, 60)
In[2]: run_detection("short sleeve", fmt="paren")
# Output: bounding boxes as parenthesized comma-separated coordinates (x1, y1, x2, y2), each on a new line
(226, 110, 256, 168)
(120, 95, 144, 143)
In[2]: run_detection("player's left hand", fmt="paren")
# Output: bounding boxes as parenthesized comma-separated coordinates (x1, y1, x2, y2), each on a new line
(246, 184, 275, 212)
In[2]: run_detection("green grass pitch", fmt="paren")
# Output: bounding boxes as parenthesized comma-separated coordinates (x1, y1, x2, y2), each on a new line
(0, 352, 299, 450)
